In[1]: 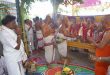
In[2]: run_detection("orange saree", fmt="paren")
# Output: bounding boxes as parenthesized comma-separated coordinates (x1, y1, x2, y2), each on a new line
(95, 45, 110, 75)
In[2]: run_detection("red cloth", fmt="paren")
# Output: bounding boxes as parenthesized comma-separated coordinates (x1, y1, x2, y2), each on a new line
(95, 45, 110, 75)
(37, 38, 43, 41)
(70, 25, 75, 34)
(95, 62, 110, 75)
(76, 24, 81, 34)
(89, 26, 94, 38)
(95, 28, 110, 75)
(82, 23, 88, 42)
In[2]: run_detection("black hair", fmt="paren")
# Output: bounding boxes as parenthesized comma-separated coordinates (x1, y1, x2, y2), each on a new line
(1, 15, 16, 25)
(40, 18, 42, 20)
(33, 18, 36, 22)
(24, 19, 30, 23)
(35, 16, 39, 21)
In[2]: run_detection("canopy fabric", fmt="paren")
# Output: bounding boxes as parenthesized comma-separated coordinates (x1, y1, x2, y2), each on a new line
(82, 0, 100, 7)
(58, 0, 110, 16)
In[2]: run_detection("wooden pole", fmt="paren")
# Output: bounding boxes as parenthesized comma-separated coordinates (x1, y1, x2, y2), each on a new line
(15, 0, 30, 56)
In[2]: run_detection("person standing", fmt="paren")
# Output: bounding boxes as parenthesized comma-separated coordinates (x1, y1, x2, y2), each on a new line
(88, 15, 110, 75)
(0, 15, 27, 75)
(25, 19, 34, 53)
(35, 17, 44, 51)
(56, 16, 70, 64)
(41, 15, 55, 68)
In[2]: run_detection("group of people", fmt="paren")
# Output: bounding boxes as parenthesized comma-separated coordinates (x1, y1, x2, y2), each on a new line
(24, 14, 110, 75)
(0, 14, 110, 75)
(35, 15, 70, 67)
(24, 15, 71, 68)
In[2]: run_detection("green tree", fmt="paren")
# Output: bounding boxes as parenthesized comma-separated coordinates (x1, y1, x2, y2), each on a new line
(17, 0, 35, 55)
(37, 0, 82, 18)
(51, 0, 63, 15)
(51, 0, 83, 16)
(0, 4, 10, 25)
(20, 0, 35, 18)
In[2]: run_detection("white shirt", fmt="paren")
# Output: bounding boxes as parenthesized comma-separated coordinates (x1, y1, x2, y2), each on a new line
(0, 56, 8, 75)
(25, 24, 33, 41)
(0, 26, 27, 62)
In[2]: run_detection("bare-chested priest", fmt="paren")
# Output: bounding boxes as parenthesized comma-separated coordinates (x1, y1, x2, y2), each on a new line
(41, 15, 55, 68)
(56, 16, 71, 65)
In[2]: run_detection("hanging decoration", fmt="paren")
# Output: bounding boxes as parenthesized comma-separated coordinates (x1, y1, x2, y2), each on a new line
(72, 4, 80, 16)
(58, 0, 110, 16)
(62, 0, 83, 7)
(81, 0, 100, 7)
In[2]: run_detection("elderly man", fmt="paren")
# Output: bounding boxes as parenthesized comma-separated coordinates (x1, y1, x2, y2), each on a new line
(41, 15, 55, 68)
(0, 15, 27, 75)
(56, 16, 71, 64)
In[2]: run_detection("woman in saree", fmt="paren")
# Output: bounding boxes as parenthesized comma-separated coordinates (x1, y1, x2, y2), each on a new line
(88, 15, 110, 75)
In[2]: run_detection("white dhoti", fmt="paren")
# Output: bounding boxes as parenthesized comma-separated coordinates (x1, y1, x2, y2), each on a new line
(0, 26, 27, 75)
(44, 35, 55, 64)
(57, 41, 67, 57)
(25, 24, 34, 51)
(5, 60, 25, 75)
(36, 30, 44, 49)
(56, 33, 67, 57)
(28, 35, 34, 51)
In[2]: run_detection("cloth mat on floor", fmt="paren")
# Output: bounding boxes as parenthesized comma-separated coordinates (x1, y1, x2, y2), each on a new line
(31, 64, 94, 75)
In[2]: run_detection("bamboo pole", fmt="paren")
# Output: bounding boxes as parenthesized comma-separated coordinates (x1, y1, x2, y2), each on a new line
(20, 4, 30, 56)
(16, 0, 30, 56)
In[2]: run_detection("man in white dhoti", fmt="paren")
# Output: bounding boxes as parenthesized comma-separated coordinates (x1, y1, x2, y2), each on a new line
(56, 16, 71, 64)
(35, 17, 44, 50)
(0, 15, 27, 75)
(41, 15, 55, 68)
(25, 19, 34, 53)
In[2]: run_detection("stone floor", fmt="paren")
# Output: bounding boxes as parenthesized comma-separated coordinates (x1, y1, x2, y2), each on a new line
(70, 51, 94, 69)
